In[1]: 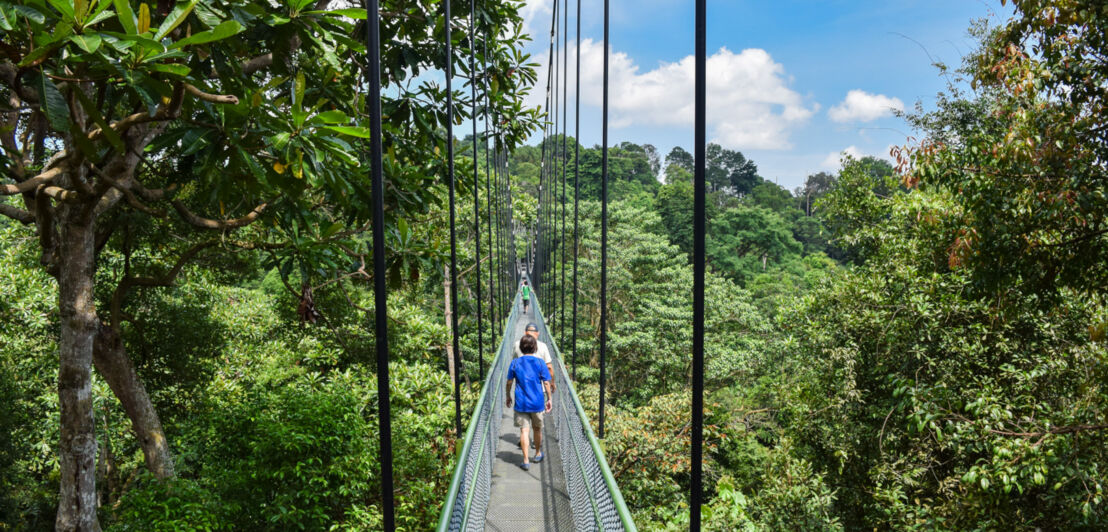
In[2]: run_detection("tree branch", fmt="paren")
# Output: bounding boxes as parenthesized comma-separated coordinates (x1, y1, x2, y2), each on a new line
(1, 166, 62, 195)
(109, 240, 217, 331)
(170, 200, 268, 230)
(0, 202, 33, 223)
(184, 83, 239, 105)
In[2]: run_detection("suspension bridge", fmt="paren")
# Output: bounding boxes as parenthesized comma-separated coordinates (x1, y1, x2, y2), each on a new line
(363, 0, 710, 528)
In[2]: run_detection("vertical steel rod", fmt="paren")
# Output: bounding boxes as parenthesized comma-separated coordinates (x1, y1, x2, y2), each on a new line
(571, 0, 580, 381)
(364, 0, 393, 527)
(445, 0, 463, 438)
(598, 0, 609, 439)
(691, 0, 707, 527)
(468, 0, 483, 382)
(559, 0, 568, 350)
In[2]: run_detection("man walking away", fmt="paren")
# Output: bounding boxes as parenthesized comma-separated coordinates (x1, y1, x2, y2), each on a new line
(514, 323, 556, 393)
(506, 335, 552, 471)
(521, 280, 531, 314)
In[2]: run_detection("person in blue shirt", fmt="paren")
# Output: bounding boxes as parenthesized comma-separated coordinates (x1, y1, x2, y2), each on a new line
(506, 335, 552, 471)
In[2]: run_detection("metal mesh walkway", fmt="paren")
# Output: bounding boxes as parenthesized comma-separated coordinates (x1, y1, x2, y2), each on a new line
(437, 282, 636, 531)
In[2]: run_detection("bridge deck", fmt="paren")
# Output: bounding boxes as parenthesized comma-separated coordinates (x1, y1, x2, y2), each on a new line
(485, 306, 574, 531)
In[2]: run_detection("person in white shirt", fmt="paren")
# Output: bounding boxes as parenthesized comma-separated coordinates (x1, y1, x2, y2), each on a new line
(513, 323, 556, 393)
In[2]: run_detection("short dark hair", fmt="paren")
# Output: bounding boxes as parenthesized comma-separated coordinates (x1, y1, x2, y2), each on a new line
(519, 335, 537, 354)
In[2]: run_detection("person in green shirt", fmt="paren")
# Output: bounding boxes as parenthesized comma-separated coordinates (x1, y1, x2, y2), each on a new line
(521, 280, 531, 314)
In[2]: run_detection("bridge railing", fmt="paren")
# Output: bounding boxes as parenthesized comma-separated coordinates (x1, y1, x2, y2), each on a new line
(435, 284, 635, 531)
(436, 289, 521, 532)
(532, 293, 636, 531)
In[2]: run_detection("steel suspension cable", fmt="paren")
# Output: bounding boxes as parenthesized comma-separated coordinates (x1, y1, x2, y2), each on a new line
(467, 0, 484, 382)
(481, 24, 498, 339)
(549, 4, 557, 328)
(539, 3, 556, 301)
(444, 0, 463, 438)
(363, 0, 393, 527)
(598, 0, 609, 439)
(571, 0, 580, 381)
(691, 0, 707, 527)
(559, 0, 568, 350)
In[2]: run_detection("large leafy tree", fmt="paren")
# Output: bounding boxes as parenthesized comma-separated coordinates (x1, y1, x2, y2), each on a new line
(705, 142, 758, 196)
(706, 206, 801, 285)
(908, 1, 1108, 296)
(0, 0, 538, 528)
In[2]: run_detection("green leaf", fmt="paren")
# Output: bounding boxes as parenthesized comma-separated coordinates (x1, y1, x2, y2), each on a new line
(304, 8, 366, 19)
(68, 122, 98, 156)
(85, 0, 114, 23)
(113, 0, 137, 34)
(47, 0, 75, 20)
(102, 31, 165, 53)
(70, 34, 102, 53)
(168, 19, 242, 49)
(83, 8, 115, 26)
(37, 71, 71, 132)
(293, 71, 305, 111)
(72, 87, 124, 152)
(321, 222, 343, 239)
(155, 0, 197, 39)
(321, 126, 371, 138)
(309, 110, 348, 125)
(0, 5, 13, 30)
(288, 0, 314, 13)
(13, 5, 48, 25)
(147, 62, 190, 77)
(137, 2, 149, 33)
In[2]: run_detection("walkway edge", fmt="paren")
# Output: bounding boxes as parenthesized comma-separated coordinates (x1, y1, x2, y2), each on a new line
(436, 291, 520, 531)
(534, 295, 638, 531)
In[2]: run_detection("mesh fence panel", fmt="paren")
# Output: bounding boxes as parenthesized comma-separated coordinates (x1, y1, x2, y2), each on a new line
(442, 293, 520, 531)
(439, 287, 633, 531)
(533, 296, 630, 531)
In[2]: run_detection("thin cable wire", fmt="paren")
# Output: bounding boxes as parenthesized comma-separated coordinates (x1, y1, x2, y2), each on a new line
(363, 0, 393, 527)
(482, 22, 498, 342)
(559, 0, 567, 350)
(598, 0, 609, 439)
(571, 0, 580, 381)
(444, 0, 463, 438)
(468, 0, 484, 382)
(691, 0, 707, 527)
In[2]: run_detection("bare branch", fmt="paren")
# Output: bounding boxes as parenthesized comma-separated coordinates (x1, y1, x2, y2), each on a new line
(1, 166, 62, 195)
(0, 202, 33, 223)
(241, 53, 274, 75)
(170, 200, 268, 230)
(39, 185, 79, 202)
(184, 83, 239, 105)
(86, 163, 167, 218)
(109, 240, 218, 330)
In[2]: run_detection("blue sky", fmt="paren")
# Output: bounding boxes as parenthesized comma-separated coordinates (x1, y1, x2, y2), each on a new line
(515, 0, 1011, 191)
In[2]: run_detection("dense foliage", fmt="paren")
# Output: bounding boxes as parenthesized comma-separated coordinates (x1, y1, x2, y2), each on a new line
(2, 0, 1106, 530)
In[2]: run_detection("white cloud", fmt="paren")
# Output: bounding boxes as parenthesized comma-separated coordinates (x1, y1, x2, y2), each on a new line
(821, 145, 863, 169)
(529, 40, 815, 150)
(519, 0, 553, 43)
(828, 90, 904, 123)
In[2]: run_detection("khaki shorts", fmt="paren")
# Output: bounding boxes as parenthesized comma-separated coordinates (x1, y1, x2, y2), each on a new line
(514, 411, 544, 431)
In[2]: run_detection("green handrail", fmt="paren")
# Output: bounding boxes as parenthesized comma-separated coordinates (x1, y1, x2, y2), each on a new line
(435, 286, 635, 531)
(534, 296, 637, 531)
(435, 290, 520, 531)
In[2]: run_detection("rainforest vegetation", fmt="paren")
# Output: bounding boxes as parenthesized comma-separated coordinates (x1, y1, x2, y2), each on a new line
(1, 0, 1106, 529)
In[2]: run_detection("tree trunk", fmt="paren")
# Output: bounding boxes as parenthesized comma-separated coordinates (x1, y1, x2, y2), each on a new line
(55, 204, 102, 532)
(93, 325, 175, 479)
(444, 265, 455, 384)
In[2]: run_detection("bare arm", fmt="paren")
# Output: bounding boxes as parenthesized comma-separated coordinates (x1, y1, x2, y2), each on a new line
(505, 379, 514, 408)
